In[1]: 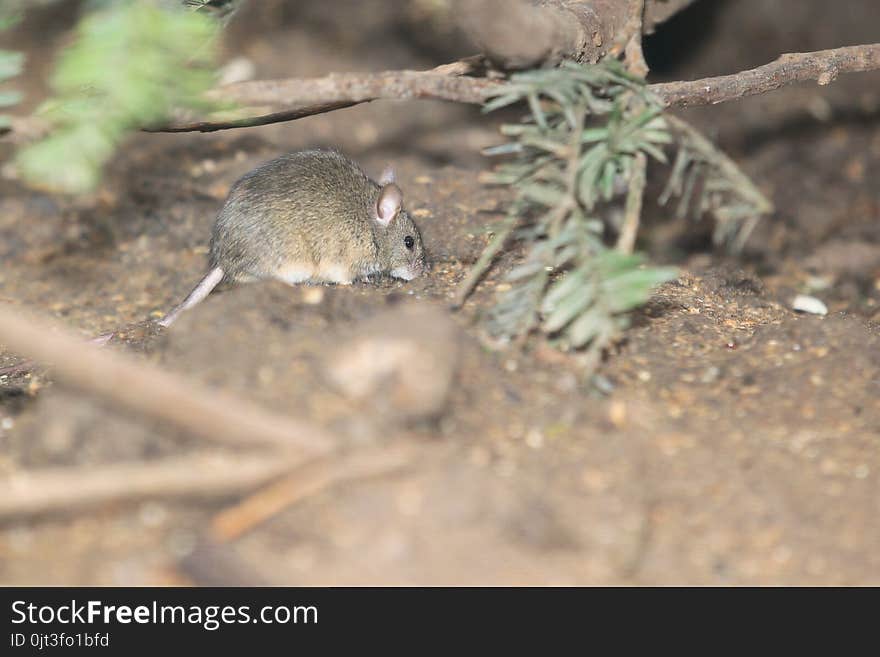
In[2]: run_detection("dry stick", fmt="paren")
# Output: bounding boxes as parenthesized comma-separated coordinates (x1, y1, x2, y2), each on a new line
(0, 305, 335, 454)
(144, 43, 880, 133)
(151, 64, 499, 133)
(149, 56, 490, 133)
(650, 43, 880, 108)
(214, 63, 496, 106)
(454, 109, 584, 309)
(0, 452, 303, 521)
(450, 212, 518, 310)
(430, 55, 488, 77)
(620, 0, 649, 78)
(210, 444, 415, 542)
(151, 100, 362, 133)
(181, 444, 415, 585)
(616, 151, 647, 254)
(154, 70, 502, 132)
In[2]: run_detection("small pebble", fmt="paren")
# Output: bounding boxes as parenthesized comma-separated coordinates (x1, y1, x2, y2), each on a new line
(301, 287, 324, 305)
(700, 366, 720, 384)
(806, 275, 833, 291)
(139, 502, 168, 528)
(217, 56, 255, 85)
(591, 374, 615, 395)
(792, 294, 828, 316)
(608, 400, 627, 428)
(525, 428, 544, 449)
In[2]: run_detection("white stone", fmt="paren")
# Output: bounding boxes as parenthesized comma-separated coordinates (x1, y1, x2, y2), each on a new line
(792, 294, 828, 316)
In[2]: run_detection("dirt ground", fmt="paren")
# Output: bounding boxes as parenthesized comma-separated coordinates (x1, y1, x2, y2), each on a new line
(0, 0, 878, 585)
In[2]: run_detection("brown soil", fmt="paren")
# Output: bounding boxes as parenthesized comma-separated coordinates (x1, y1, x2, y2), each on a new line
(0, 0, 878, 585)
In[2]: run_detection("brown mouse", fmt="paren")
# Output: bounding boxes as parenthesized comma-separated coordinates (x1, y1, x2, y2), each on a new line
(159, 148, 427, 327)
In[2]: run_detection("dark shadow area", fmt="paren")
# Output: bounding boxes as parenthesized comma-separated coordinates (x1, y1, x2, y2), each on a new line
(643, 0, 731, 79)
(735, 105, 880, 155)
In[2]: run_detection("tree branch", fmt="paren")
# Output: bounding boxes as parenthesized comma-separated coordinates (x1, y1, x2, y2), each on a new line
(620, 0, 649, 77)
(649, 43, 880, 107)
(209, 444, 414, 542)
(0, 443, 415, 522)
(0, 452, 301, 521)
(145, 43, 880, 133)
(0, 305, 335, 455)
(145, 60, 497, 132)
(4, 45, 879, 138)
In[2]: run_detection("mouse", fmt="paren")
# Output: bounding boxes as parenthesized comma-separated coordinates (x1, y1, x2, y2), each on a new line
(159, 148, 427, 327)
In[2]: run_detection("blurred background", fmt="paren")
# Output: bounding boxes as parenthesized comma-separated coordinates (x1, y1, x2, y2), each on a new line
(0, 0, 878, 585)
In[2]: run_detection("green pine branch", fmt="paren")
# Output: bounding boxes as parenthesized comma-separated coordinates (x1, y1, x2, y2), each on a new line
(15, 1, 223, 194)
(462, 60, 772, 367)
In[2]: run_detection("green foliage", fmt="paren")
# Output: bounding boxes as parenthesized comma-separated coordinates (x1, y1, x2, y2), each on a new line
(660, 114, 773, 251)
(470, 60, 773, 363)
(0, 1, 27, 129)
(16, 1, 221, 193)
(478, 61, 678, 359)
(182, 0, 243, 23)
(0, 50, 23, 125)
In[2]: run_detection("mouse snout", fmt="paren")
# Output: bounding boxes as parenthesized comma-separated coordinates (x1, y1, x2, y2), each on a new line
(413, 251, 430, 277)
(391, 255, 428, 281)
(418, 254, 430, 275)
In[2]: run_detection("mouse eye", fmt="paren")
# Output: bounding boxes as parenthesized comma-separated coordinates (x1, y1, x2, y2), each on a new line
(404, 236, 415, 250)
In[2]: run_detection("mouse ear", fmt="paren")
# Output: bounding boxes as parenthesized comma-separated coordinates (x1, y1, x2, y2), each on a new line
(376, 183, 402, 226)
(379, 164, 397, 186)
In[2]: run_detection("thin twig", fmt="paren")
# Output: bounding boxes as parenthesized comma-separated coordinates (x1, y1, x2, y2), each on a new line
(650, 43, 880, 108)
(210, 444, 415, 542)
(152, 66, 500, 133)
(0, 452, 302, 521)
(455, 103, 583, 310)
(149, 101, 363, 133)
(450, 212, 518, 310)
(616, 151, 647, 253)
(430, 55, 488, 77)
(0, 305, 335, 454)
(621, 0, 649, 77)
(149, 57, 490, 133)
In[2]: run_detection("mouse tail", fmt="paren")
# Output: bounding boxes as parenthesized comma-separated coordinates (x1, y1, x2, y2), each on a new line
(158, 266, 225, 328)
